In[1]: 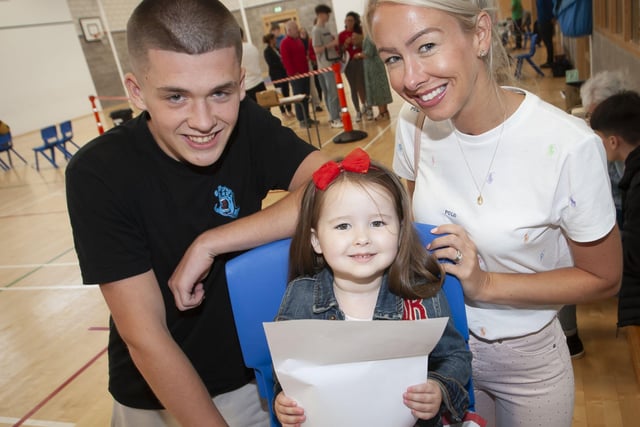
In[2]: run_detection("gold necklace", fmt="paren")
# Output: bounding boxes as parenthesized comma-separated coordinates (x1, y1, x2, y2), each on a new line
(452, 116, 506, 206)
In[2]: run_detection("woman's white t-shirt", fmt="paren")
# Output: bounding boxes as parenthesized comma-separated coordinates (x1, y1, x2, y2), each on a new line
(394, 88, 616, 340)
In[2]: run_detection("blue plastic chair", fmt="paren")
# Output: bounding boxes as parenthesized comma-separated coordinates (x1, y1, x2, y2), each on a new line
(0, 132, 27, 171)
(514, 33, 545, 79)
(225, 223, 474, 426)
(59, 120, 81, 150)
(33, 125, 74, 171)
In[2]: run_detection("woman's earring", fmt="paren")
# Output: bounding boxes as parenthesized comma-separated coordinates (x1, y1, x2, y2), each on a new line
(478, 50, 487, 58)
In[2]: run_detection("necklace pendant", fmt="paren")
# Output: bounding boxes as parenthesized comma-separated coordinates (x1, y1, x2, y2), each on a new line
(477, 195, 483, 205)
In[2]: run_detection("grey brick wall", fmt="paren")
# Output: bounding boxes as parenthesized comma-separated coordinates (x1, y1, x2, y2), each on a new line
(66, 0, 337, 110)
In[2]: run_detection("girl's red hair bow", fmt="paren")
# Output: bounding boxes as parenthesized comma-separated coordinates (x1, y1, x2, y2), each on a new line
(312, 148, 370, 190)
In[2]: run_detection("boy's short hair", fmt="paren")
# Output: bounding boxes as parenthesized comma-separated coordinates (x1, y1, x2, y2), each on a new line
(127, 0, 242, 72)
(315, 4, 332, 14)
(590, 90, 640, 145)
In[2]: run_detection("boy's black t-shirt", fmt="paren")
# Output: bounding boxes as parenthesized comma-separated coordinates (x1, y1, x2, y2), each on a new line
(66, 99, 315, 409)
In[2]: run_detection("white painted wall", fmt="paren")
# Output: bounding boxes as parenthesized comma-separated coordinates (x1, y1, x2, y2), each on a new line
(0, 0, 97, 136)
(332, 0, 367, 34)
(219, 0, 367, 34)
(0, 0, 368, 136)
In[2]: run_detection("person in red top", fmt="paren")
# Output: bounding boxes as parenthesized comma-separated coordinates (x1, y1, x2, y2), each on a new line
(339, 11, 371, 122)
(280, 20, 316, 128)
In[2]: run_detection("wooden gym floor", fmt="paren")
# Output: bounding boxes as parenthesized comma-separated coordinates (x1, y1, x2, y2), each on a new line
(1, 47, 639, 426)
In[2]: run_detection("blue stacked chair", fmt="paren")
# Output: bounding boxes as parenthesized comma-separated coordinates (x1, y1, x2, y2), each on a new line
(0, 132, 28, 171)
(33, 125, 75, 171)
(514, 33, 545, 79)
(59, 120, 81, 151)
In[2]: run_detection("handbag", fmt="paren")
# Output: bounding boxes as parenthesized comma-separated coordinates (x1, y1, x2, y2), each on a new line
(325, 45, 343, 62)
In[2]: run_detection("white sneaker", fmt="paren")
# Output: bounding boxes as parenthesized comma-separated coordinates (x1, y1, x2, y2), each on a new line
(355, 112, 362, 122)
(330, 119, 343, 128)
(365, 109, 374, 121)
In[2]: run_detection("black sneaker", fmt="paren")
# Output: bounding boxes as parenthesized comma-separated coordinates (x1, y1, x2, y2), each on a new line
(540, 62, 552, 68)
(566, 333, 585, 359)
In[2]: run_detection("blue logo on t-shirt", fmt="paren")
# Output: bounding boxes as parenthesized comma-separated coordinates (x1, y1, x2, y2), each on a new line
(214, 185, 240, 218)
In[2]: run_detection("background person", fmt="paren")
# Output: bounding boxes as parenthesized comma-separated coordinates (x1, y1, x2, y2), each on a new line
(581, 70, 635, 228)
(271, 23, 285, 50)
(312, 4, 343, 129)
(589, 91, 640, 329)
(536, 0, 555, 68)
(511, 0, 523, 49)
(0, 120, 9, 135)
(339, 11, 371, 122)
(300, 26, 324, 113)
(557, 69, 637, 358)
(66, 1, 326, 426)
(263, 33, 295, 118)
(241, 28, 267, 103)
(361, 35, 393, 121)
(299, 26, 323, 113)
(280, 20, 315, 128)
(367, 1, 622, 425)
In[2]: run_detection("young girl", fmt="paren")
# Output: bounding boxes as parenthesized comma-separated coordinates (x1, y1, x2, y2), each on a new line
(274, 148, 472, 427)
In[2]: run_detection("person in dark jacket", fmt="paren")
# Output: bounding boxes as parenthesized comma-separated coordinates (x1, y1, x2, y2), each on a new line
(263, 33, 294, 118)
(590, 91, 640, 328)
(536, 0, 555, 67)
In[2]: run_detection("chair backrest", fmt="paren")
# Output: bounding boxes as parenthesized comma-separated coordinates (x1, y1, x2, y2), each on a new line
(59, 120, 73, 139)
(226, 238, 290, 427)
(40, 125, 60, 145)
(521, 33, 538, 57)
(0, 132, 12, 150)
(225, 223, 474, 426)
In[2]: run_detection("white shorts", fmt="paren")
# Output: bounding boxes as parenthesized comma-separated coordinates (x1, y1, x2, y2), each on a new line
(111, 381, 270, 427)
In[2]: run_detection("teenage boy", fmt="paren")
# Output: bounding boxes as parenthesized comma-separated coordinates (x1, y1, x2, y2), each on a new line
(312, 4, 343, 128)
(65, 1, 325, 426)
(590, 91, 640, 329)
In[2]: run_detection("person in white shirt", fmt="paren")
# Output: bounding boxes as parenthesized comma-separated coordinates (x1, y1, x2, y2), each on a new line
(241, 28, 267, 103)
(367, 1, 622, 426)
(312, 4, 343, 128)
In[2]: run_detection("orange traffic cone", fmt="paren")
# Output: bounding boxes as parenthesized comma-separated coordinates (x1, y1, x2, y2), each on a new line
(331, 62, 367, 144)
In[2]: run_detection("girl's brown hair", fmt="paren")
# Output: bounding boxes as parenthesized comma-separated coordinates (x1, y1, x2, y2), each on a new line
(289, 158, 443, 299)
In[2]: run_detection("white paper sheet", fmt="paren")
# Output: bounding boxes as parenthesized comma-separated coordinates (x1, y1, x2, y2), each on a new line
(263, 318, 448, 427)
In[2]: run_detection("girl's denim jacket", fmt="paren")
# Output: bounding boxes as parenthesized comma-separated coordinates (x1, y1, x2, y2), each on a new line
(275, 269, 472, 426)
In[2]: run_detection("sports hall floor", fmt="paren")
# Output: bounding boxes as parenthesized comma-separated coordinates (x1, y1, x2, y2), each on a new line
(1, 47, 639, 426)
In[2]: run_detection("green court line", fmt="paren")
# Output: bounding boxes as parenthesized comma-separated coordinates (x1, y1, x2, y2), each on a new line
(2, 247, 76, 289)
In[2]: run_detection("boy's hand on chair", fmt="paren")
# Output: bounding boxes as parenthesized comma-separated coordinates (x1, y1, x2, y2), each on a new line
(275, 391, 306, 427)
(403, 379, 443, 420)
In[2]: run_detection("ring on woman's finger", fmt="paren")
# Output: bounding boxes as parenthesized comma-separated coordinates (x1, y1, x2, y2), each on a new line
(454, 249, 463, 264)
